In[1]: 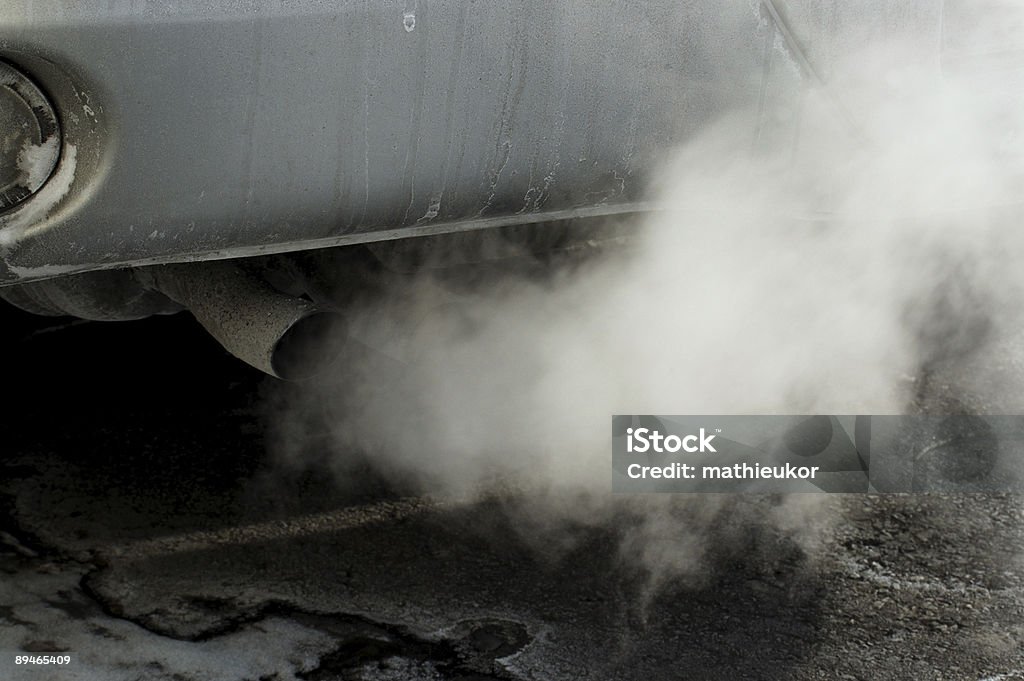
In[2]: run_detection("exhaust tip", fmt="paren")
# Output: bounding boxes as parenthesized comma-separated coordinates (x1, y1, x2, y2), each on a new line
(271, 310, 343, 381)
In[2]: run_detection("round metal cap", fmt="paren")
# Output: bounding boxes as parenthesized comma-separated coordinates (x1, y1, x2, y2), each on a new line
(0, 61, 60, 212)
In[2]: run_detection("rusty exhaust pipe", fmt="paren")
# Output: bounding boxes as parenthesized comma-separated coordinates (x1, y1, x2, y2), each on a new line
(136, 261, 342, 380)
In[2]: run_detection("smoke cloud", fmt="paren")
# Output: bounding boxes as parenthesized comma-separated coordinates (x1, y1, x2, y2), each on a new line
(268, 10, 1024, 591)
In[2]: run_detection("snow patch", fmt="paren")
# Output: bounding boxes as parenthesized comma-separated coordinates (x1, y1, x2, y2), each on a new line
(17, 135, 60, 189)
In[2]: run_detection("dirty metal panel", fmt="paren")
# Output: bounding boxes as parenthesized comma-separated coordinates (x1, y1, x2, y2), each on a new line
(0, 1, 783, 284)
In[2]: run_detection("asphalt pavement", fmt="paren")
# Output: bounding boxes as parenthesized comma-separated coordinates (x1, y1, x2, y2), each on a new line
(1, 305, 1022, 680)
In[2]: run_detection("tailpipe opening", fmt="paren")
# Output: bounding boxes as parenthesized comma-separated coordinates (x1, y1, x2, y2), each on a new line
(270, 309, 341, 381)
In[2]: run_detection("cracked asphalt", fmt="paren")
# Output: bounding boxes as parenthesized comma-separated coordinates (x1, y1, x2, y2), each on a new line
(1, 305, 1023, 680)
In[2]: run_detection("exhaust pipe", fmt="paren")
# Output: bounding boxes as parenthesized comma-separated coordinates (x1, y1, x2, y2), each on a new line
(136, 261, 343, 380)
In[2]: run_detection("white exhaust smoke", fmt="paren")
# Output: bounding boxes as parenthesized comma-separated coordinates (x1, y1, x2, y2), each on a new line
(269, 16, 1024, 589)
